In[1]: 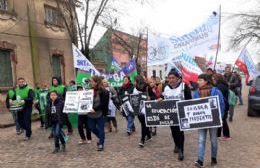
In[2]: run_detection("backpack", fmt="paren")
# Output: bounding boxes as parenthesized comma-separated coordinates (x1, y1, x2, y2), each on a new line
(228, 89, 237, 106)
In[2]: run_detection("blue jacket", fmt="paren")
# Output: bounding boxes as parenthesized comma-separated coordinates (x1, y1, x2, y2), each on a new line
(193, 87, 225, 118)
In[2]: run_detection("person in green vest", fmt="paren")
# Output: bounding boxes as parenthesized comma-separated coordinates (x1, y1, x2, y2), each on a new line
(35, 83, 49, 128)
(50, 77, 73, 135)
(67, 80, 77, 91)
(5, 86, 23, 135)
(14, 77, 34, 141)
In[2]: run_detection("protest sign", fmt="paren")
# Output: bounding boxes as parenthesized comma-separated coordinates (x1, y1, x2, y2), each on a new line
(144, 99, 179, 127)
(121, 95, 134, 116)
(78, 90, 94, 114)
(130, 93, 148, 115)
(63, 91, 80, 113)
(177, 96, 222, 131)
(63, 90, 94, 113)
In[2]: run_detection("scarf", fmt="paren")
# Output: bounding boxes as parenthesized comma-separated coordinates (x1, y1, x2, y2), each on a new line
(199, 84, 212, 98)
(122, 82, 131, 90)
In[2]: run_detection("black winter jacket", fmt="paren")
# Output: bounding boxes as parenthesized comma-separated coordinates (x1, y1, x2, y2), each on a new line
(45, 98, 65, 127)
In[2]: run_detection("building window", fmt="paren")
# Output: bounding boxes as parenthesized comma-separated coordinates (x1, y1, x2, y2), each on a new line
(44, 5, 62, 26)
(0, 50, 13, 87)
(52, 55, 62, 79)
(152, 70, 156, 78)
(0, 0, 8, 11)
(159, 70, 162, 79)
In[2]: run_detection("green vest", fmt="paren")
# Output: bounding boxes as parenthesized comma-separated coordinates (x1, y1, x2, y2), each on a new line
(50, 85, 65, 95)
(39, 89, 49, 111)
(67, 85, 77, 91)
(8, 89, 15, 99)
(15, 86, 31, 101)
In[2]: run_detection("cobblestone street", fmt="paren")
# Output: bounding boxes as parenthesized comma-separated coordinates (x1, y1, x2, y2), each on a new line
(1, 87, 260, 168)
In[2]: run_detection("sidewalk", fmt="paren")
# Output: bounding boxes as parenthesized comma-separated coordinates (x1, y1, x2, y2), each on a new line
(0, 111, 15, 128)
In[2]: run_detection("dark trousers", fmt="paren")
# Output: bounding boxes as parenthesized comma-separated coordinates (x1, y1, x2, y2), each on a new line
(64, 114, 73, 133)
(138, 115, 151, 142)
(218, 118, 230, 137)
(52, 122, 65, 148)
(35, 104, 44, 126)
(18, 106, 32, 138)
(88, 116, 105, 146)
(78, 115, 92, 141)
(107, 117, 117, 128)
(170, 126, 184, 152)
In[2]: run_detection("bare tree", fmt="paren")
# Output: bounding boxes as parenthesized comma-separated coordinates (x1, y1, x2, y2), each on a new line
(228, 12, 260, 50)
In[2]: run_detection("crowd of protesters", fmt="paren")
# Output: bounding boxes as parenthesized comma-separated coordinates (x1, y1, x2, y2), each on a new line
(5, 65, 243, 167)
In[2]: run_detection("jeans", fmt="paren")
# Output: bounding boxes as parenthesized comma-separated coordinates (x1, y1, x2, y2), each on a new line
(88, 116, 105, 146)
(78, 115, 92, 141)
(17, 106, 32, 138)
(198, 128, 218, 162)
(138, 115, 151, 142)
(126, 114, 135, 132)
(170, 126, 184, 152)
(52, 122, 65, 148)
(10, 110, 21, 132)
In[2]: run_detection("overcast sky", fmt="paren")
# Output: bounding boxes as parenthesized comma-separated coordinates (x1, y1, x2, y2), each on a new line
(84, 0, 259, 64)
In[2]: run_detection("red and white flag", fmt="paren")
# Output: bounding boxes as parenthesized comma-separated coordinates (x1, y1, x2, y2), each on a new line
(235, 48, 258, 84)
(181, 53, 203, 85)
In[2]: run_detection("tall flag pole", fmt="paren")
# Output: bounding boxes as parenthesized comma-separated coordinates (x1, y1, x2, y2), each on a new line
(213, 5, 221, 70)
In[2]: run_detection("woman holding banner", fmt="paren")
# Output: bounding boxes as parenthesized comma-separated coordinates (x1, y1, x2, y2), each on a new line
(160, 69, 192, 161)
(134, 75, 152, 148)
(88, 76, 109, 151)
(118, 76, 135, 135)
(194, 74, 225, 167)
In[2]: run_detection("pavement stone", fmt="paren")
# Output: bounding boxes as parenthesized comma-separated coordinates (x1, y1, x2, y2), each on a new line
(0, 86, 260, 168)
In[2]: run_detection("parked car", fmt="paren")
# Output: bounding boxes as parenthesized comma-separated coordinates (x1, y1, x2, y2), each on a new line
(248, 74, 260, 116)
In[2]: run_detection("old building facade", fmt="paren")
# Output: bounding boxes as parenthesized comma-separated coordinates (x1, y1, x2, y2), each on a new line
(0, 0, 75, 110)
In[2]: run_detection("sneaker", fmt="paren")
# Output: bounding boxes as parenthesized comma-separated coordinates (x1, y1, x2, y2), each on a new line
(48, 133, 53, 140)
(173, 146, 179, 153)
(211, 158, 217, 166)
(195, 160, 204, 168)
(145, 137, 152, 142)
(23, 137, 30, 141)
(17, 130, 24, 135)
(229, 117, 233, 122)
(178, 151, 184, 161)
(127, 131, 131, 136)
(78, 140, 87, 144)
(139, 140, 144, 148)
(220, 136, 232, 141)
(97, 144, 104, 151)
(52, 148, 59, 154)
(61, 144, 66, 152)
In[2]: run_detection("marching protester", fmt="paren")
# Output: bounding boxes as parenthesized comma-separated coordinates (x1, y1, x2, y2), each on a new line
(133, 75, 152, 148)
(50, 77, 73, 135)
(234, 71, 243, 105)
(148, 77, 161, 136)
(5, 85, 23, 135)
(11, 78, 34, 140)
(160, 69, 192, 161)
(118, 76, 135, 135)
(67, 80, 77, 91)
(77, 85, 92, 144)
(212, 74, 231, 140)
(45, 91, 66, 153)
(194, 73, 225, 167)
(34, 83, 46, 128)
(224, 67, 239, 122)
(103, 79, 118, 133)
(88, 76, 109, 151)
